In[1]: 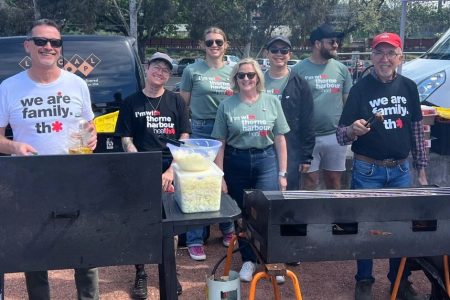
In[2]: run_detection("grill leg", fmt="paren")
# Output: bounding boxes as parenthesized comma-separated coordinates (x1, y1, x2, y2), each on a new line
(248, 266, 303, 300)
(286, 270, 303, 300)
(223, 234, 239, 277)
(390, 257, 407, 300)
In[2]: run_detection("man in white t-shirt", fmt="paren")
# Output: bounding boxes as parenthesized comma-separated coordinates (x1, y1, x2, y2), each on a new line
(0, 19, 98, 300)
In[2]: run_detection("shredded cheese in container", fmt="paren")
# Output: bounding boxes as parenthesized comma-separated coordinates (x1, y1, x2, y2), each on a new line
(172, 150, 211, 171)
(173, 163, 223, 213)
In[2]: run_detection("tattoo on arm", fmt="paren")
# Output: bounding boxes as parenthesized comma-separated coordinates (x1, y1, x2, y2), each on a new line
(121, 137, 138, 152)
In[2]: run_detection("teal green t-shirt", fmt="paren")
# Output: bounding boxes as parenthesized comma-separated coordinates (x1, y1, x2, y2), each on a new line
(211, 93, 290, 149)
(292, 58, 352, 136)
(263, 71, 289, 101)
(180, 60, 233, 120)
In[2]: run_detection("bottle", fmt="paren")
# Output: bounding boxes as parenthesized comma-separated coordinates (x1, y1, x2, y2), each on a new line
(68, 114, 93, 154)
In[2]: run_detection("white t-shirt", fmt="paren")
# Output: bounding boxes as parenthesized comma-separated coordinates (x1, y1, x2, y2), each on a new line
(0, 70, 94, 155)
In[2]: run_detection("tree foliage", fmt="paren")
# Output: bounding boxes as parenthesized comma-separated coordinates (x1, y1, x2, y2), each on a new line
(2, 0, 450, 57)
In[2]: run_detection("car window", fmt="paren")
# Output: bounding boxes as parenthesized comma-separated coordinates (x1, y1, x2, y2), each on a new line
(0, 36, 143, 107)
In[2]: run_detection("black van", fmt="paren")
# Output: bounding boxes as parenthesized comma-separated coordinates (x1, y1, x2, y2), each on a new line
(0, 35, 146, 153)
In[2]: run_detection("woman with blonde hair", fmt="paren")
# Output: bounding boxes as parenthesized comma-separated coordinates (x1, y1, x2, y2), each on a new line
(212, 58, 289, 282)
(179, 26, 235, 261)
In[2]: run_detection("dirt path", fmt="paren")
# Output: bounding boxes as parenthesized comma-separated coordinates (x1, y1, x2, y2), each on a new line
(4, 225, 431, 299)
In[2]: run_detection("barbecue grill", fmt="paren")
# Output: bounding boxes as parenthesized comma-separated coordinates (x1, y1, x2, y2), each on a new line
(244, 187, 450, 264)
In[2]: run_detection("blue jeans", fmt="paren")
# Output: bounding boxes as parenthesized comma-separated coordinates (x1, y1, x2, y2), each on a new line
(352, 158, 412, 283)
(224, 145, 278, 262)
(185, 119, 234, 246)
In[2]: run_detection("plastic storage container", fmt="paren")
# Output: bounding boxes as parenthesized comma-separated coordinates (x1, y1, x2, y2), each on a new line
(173, 162, 223, 213)
(167, 138, 222, 171)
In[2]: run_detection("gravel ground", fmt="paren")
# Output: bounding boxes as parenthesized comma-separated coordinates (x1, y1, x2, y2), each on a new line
(4, 225, 431, 299)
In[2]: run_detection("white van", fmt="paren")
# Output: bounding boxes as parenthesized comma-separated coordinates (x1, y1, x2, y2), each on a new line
(402, 28, 450, 107)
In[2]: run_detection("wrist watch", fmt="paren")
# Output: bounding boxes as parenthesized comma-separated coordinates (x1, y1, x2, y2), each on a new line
(278, 171, 287, 178)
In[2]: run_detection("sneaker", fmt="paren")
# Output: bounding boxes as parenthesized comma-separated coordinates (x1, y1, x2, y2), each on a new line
(355, 280, 373, 300)
(276, 275, 285, 284)
(392, 280, 424, 300)
(222, 233, 234, 247)
(188, 245, 206, 261)
(286, 261, 301, 266)
(132, 273, 148, 299)
(239, 261, 256, 282)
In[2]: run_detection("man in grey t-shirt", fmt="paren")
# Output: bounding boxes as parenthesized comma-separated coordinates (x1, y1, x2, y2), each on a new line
(292, 23, 352, 190)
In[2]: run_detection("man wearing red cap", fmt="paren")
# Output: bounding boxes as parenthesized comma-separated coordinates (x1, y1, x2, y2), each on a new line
(337, 33, 428, 300)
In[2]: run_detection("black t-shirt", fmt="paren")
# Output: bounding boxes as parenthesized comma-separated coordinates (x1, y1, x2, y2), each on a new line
(115, 90, 191, 157)
(339, 74, 422, 160)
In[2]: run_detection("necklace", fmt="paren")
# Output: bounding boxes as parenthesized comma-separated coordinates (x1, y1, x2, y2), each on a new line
(143, 90, 163, 112)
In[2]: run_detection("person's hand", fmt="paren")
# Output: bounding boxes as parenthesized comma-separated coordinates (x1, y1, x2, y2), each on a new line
(279, 176, 287, 191)
(162, 168, 174, 192)
(86, 122, 97, 150)
(347, 119, 370, 139)
(13, 141, 37, 156)
(417, 168, 428, 186)
(221, 177, 228, 194)
(299, 164, 310, 173)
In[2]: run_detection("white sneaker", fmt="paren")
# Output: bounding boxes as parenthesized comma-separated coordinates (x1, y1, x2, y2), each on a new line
(276, 275, 285, 284)
(239, 261, 256, 282)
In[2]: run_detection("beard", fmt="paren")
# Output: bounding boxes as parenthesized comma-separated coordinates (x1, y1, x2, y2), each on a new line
(320, 47, 337, 60)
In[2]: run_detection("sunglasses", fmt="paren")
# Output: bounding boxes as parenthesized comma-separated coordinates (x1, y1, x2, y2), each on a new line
(28, 37, 63, 48)
(205, 39, 224, 47)
(236, 72, 257, 80)
(322, 39, 340, 46)
(269, 47, 290, 55)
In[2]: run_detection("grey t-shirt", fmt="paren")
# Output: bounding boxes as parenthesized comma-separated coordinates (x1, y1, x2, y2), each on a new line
(292, 58, 352, 136)
(211, 93, 290, 149)
(180, 60, 233, 120)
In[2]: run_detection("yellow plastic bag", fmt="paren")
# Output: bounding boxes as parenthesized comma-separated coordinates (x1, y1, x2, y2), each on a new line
(93, 111, 119, 133)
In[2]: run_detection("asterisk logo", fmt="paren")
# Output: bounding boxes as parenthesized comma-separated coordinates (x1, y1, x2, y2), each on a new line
(52, 121, 63, 132)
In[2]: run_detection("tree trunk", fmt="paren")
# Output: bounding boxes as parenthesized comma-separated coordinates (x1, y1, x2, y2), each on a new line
(130, 0, 138, 53)
(32, 0, 41, 20)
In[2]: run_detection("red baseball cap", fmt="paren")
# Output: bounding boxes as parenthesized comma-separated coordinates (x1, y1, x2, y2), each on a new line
(372, 32, 403, 49)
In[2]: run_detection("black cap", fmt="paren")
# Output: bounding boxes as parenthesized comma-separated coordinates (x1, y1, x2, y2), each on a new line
(309, 23, 344, 43)
(266, 36, 292, 49)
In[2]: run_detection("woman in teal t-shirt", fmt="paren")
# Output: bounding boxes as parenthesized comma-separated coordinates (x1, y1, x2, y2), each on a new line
(212, 58, 290, 283)
(179, 26, 234, 262)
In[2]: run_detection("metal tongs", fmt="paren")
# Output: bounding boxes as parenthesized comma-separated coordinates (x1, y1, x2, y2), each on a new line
(365, 111, 384, 128)
(159, 136, 192, 147)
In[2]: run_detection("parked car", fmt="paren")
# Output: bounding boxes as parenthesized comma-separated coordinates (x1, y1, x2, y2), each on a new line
(287, 59, 301, 67)
(223, 55, 240, 66)
(176, 58, 196, 76)
(0, 35, 146, 153)
(171, 58, 179, 75)
(257, 58, 270, 71)
(402, 27, 450, 107)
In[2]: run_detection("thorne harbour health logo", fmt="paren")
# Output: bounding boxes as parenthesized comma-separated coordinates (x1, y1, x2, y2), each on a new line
(19, 53, 101, 77)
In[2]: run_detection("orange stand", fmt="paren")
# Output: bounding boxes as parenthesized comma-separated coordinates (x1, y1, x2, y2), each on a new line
(223, 233, 303, 300)
(390, 257, 407, 300)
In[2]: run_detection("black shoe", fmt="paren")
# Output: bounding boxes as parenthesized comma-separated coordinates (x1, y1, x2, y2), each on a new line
(355, 280, 373, 300)
(132, 273, 148, 299)
(391, 280, 425, 300)
(177, 277, 182, 295)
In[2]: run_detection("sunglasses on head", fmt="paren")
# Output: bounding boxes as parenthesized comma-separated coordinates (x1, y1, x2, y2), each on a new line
(269, 47, 290, 55)
(236, 72, 257, 80)
(28, 37, 63, 48)
(205, 39, 224, 47)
